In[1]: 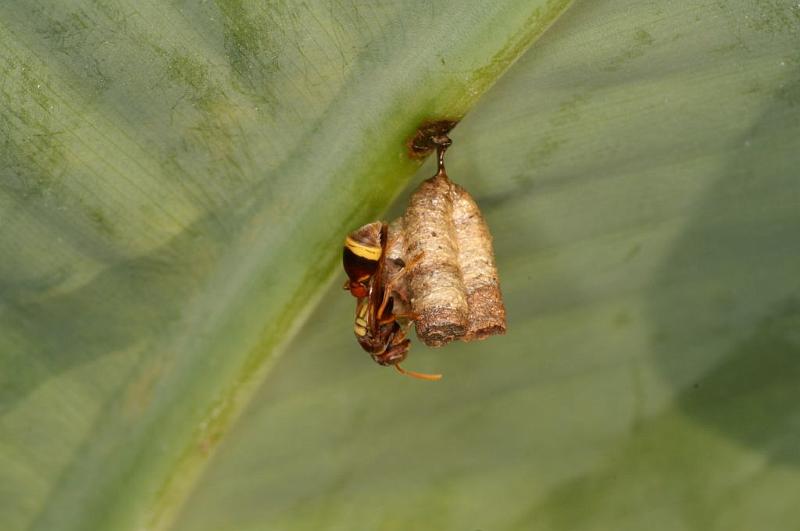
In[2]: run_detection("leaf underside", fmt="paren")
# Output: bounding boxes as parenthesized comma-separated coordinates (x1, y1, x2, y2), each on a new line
(0, 1, 574, 530)
(175, 1, 800, 531)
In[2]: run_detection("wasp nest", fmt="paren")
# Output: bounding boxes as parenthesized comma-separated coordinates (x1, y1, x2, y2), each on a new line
(385, 124, 506, 347)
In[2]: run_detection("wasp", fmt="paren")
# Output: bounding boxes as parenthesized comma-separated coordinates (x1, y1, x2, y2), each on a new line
(343, 222, 442, 381)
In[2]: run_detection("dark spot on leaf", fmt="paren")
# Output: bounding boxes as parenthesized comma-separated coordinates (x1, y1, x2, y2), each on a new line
(407, 119, 459, 159)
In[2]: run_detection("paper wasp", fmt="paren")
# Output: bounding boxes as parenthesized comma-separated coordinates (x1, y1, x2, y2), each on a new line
(343, 222, 442, 381)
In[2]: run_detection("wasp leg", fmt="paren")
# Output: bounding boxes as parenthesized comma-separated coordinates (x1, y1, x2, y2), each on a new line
(378, 313, 397, 326)
(402, 251, 425, 273)
(377, 252, 425, 319)
(371, 325, 409, 365)
(372, 326, 442, 381)
(376, 288, 394, 323)
(379, 311, 417, 327)
(377, 303, 418, 326)
(392, 311, 420, 322)
(371, 339, 410, 367)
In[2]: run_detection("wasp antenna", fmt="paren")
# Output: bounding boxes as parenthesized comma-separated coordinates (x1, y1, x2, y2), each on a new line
(394, 363, 443, 382)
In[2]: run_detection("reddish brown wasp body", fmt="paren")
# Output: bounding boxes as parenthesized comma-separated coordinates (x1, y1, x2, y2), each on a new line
(343, 222, 441, 381)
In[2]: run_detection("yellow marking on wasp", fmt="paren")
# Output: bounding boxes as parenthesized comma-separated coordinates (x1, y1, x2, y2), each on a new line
(354, 301, 370, 336)
(345, 236, 382, 261)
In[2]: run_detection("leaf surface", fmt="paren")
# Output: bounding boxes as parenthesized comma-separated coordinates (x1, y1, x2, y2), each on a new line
(0, 1, 572, 530)
(170, 1, 800, 530)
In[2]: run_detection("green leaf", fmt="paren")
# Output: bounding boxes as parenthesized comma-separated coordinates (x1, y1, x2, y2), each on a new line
(0, 1, 572, 531)
(168, 1, 799, 531)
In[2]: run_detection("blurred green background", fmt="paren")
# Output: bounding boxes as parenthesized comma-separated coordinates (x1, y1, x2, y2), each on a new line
(174, 2, 800, 530)
(2, 0, 799, 530)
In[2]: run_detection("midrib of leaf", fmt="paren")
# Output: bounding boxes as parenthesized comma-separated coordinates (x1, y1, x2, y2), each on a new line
(3, 2, 574, 530)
